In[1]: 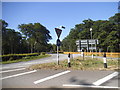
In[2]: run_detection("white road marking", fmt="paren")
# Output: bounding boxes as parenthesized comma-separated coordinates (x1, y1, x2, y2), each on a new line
(0, 68, 25, 74)
(34, 70, 71, 84)
(63, 84, 119, 89)
(1, 66, 25, 70)
(0, 70, 37, 80)
(0, 67, 9, 70)
(93, 72, 119, 86)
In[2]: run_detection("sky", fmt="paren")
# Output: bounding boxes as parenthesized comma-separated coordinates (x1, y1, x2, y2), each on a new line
(2, 2, 118, 44)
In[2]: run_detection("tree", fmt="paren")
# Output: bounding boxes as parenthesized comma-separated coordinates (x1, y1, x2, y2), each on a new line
(61, 13, 120, 52)
(1, 19, 23, 54)
(18, 23, 52, 53)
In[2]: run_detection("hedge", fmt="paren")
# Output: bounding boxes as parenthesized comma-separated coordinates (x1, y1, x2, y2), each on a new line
(0, 53, 40, 61)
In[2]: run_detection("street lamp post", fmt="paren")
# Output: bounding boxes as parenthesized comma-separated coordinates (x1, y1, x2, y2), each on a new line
(90, 28, 92, 40)
(90, 28, 93, 58)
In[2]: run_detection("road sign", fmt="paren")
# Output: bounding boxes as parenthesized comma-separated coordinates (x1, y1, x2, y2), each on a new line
(76, 39, 99, 52)
(55, 28, 62, 38)
(56, 39, 61, 46)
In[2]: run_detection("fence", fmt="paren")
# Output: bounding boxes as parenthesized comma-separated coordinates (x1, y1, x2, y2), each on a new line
(63, 52, 120, 58)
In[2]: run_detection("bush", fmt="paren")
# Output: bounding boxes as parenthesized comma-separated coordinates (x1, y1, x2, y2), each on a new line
(1, 53, 39, 61)
(41, 52, 46, 55)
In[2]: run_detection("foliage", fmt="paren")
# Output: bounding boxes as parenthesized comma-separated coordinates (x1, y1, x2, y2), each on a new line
(61, 13, 120, 52)
(41, 52, 46, 55)
(1, 19, 52, 55)
(1, 53, 39, 61)
(28, 57, 118, 70)
(18, 23, 52, 53)
(1, 54, 51, 64)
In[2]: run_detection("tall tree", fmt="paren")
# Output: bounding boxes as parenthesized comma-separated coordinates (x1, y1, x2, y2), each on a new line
(61, 13, 120, 52)
(18, 23, 52, 53)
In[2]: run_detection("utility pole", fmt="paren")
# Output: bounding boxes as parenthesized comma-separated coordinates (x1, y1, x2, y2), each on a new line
(90, 28, 93, 58)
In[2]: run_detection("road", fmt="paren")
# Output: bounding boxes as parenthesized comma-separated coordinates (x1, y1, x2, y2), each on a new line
(0, 54, 119, 89)
(1, 54, 79, 70)
(1, 68, 119, 89)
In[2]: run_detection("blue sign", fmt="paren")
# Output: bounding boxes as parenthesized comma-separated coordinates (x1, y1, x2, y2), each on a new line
(56, 39, 61, 46)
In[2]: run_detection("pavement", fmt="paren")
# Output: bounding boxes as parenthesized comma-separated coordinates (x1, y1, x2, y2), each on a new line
(0, 54, 119, 89)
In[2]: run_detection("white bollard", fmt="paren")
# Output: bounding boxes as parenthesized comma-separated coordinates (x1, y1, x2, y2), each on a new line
(68, 53, 71, 67)
(92, 54, 94, 59)
(81, 51, 84, 60)
(103, 52, 107, 68)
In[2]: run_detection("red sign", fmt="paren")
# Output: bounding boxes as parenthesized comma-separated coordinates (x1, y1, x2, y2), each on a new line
(55, 28, 62, 38)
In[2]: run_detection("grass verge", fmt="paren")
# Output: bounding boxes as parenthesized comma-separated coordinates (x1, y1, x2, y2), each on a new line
(28, 57, 119, 71)
(1, 54, 51, 64)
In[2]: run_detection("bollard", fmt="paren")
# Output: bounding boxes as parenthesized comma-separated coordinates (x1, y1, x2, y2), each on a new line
(103, 52, 107, 68)
(68, 53, 71, 67)
(92, 54, 94, 59)
(81, 50, 84, 60)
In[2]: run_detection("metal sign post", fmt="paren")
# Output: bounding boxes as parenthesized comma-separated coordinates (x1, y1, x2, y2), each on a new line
(57, 45, 59, 65)
(55, 26, 65, 65)
(56, 39, 61, 65)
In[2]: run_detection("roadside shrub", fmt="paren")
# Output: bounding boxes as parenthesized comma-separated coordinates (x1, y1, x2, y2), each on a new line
(41, 52, 46, 55)
(1, 53, 39, 61)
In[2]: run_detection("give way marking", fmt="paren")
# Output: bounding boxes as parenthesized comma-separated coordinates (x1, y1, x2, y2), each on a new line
(93, 71, 119, 86)
(0, 70, 37, 80)
(0, 68, 25, 74)
(34, 70, 70, 84)
(63, 72, 119, 88)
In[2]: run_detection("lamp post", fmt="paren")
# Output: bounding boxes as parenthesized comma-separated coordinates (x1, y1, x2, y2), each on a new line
(90, 28, 92, 40)
(90, 28, 93, 58)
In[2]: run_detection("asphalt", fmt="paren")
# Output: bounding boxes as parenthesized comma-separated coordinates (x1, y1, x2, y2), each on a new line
(1, 54, 78, 69)
(0, 54, 119, 89)
(1, 68, 119, 88)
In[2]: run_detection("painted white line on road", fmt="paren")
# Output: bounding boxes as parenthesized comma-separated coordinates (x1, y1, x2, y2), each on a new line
(0, 68, 25, 74)
(1, 66, 25, 70)
(63, 84, 120, 89)
(13, 66, 25, 68)
(0, 67, 9, 70)
(93, 72, 119, 86)
(34, 70, 70, 84)
(0, 70, 37, 80)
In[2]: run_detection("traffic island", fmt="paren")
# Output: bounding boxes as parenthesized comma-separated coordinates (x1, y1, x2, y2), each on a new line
(28, 57, 119, 71)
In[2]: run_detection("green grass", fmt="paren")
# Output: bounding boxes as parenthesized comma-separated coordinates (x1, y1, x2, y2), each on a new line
(1, 54, 51, 64)
(28, 56, 119, 71)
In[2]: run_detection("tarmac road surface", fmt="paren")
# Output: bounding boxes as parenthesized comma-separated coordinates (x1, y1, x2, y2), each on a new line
(1, 67, 119, 89)
(0, 54, 80, 70)
(0, 54, 119, 89)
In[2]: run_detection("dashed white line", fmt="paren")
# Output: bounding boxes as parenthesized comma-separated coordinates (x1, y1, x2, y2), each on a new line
(0, 70, 37, 80)
(0, 68, 25, 74)
(63, 84, 119, 89)
(34, 70, 71, 84)
(93, 72, 119, 86)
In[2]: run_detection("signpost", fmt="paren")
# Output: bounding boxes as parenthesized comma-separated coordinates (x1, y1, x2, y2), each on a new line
(76, 39, 99, 52)
(55, 28, 62, 39)
(56, 39, 61, 46)
(55, 26, 65, 65)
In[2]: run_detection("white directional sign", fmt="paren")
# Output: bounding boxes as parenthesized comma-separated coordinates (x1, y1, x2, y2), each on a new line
(55, 28, 62, 38)
(89, 47, 97, 50)
(76, 39, 99, 51)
